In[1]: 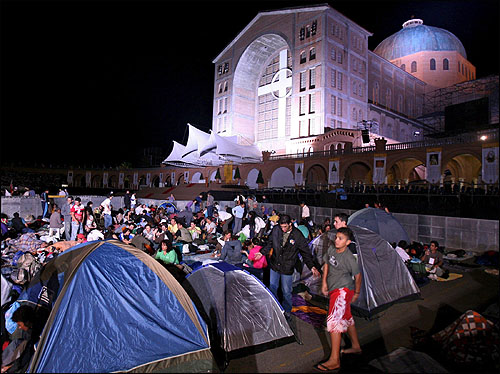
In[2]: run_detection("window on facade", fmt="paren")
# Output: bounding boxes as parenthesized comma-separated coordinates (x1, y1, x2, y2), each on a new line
(300, 51, 306, 64)
(331, 47, 336, 61)
(217, 99, 222, 115)
(218, 83, 223, 94)
(443, 58, 449, 70)
(352, 82, 357, 95)
(299, 96, 306, 115)
(300, 27, 305, 41)
(359, 109, 362, 120)
(331, 95, 336, 115)
(337, 98, 343, 116)
(309, 68, 316, 89)
(338, 52, 342, 64)
(401, 64, 406, 71)
(309, 119, 315, 136)
(299, 120, 307, 137)
(300, 72, 306, 91)
(331, 69, 336, 87)
(352, 108, 357, 121)
(337, 72, 343, 90)
(309, 93, 315, 113)
(224, 81, 228, 92)
(310, 47, 316, 60)
(411, 61, 417, 72)
(373, 82, 379, 104)
(223, 63, 229, 74)
(218, 65, 223, 75)
(430, 58, 436, 70)
(223, 97, 228, 113)
(311, 20, 317, 36)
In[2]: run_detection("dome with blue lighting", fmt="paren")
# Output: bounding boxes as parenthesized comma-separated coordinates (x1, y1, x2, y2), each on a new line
(374, 19, 467, 61)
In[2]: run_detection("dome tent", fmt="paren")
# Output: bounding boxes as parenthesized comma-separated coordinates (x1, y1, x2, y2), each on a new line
(347, 207, 410, 245)
(185, 262, 293, 360)
(25, 240, 216, 373)
(300, 225, 420, 318)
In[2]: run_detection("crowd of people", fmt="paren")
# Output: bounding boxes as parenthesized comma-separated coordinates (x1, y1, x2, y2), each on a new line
(1, 189, 451, 373)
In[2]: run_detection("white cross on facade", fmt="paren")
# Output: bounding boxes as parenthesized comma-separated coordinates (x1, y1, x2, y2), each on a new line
(257, 49, 292, 138)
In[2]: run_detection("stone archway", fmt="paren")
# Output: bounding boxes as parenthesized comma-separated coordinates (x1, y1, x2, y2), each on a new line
(91, 175, 102, 188)
(343, 162, 371, 187)
(152, 175, 160, 187)
(191, 172, 203, 183)
(444, 153, 481, 185)
(246, 168, 260, 189)
(387, 157, 425, 184)
(108, 175, 117, 189)
(305, 164, 327, 189)
(270, 166, 294, 188)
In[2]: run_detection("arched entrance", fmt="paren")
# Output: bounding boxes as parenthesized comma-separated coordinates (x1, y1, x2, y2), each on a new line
(343, 162, 371, 187)
(387, 158, 425, 185)
(246, 168, 260, 189)
(191, 172, 203, 183)
(270, 167, 294, 188)
(444, 153, 481, 185)
(305, 164, 327, 189)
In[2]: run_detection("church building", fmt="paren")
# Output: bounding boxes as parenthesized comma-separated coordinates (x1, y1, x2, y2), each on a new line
(211, 3, 476, 156)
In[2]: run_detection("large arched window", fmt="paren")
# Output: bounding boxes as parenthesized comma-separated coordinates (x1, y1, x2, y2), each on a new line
(401, 63, 405, 71)
(430, 58, 436, 70)
(411, 61, 417, 73)
(443, 58, 449, 70)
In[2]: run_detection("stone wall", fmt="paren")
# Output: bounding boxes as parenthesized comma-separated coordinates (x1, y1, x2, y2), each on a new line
(2, 196, 497, 252)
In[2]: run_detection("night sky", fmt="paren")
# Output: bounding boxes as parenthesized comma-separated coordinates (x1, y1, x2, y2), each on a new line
(1, 0, 498, 166)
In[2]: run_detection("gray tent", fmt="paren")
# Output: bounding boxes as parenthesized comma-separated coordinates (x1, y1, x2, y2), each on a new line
(185, 262, 293, 354)
(300, 225, 420, 318)
(349, 225, 420, 317)
(347, 207, 410, 245)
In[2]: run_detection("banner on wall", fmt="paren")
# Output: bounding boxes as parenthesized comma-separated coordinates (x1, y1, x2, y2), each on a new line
(67, 171, 73, 184)
(133, 172, 138, 188)
(119, 173, 124, 188)
(103, 172, 108, 187)
(171, 172, 175, 185)
(146, 173, 151, 186)
(373, 154, 387, 184)
(159, 173, 164, 187)
(85, 172, 91, 187)
(425, 147, 442, 184)
(295, 162, 304, 186)
(482, 143, 499, 184)
(328, 158, 340, 184)
(184, 171, 189, 184)
(224, 163, 233, 184)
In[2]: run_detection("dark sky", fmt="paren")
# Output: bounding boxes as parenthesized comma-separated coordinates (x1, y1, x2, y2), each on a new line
(1, 0, 498, 166)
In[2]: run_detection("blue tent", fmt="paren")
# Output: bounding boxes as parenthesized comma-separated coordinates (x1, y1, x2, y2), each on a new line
(159, 201, 179, 214)
(24, 240, 216, 373)
(348, 207, 410, 245)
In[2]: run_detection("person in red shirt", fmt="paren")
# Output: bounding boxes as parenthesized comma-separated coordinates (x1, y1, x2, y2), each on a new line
(70, 197, 84, 240)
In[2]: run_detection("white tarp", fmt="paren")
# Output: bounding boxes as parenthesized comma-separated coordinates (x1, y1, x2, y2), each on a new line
(164, 125, 262, 167)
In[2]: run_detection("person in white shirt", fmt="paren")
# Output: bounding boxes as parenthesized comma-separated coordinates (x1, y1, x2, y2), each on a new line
(100, 194, 113, 231)
(300, 202, 310, 221)
(394, 240, 411, 262)
(232, 202, 245, 234)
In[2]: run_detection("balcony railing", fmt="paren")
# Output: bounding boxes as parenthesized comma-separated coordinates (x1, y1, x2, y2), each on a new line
(268, 128, 498, 161)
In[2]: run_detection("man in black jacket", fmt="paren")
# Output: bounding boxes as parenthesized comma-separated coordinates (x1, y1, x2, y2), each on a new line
(255, 214, 320, 317)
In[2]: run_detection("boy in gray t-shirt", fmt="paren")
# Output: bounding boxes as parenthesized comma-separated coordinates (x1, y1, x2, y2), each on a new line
(315, 227, 362, 372)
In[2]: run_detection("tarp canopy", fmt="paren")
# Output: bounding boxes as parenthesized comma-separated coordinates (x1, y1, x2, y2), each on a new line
(300, 226, 420, 318)
(185, 262, 293, 353)
(163, 124, 262, 167)
(348, 207, 410, 245)
(25, 240, 216, 373)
